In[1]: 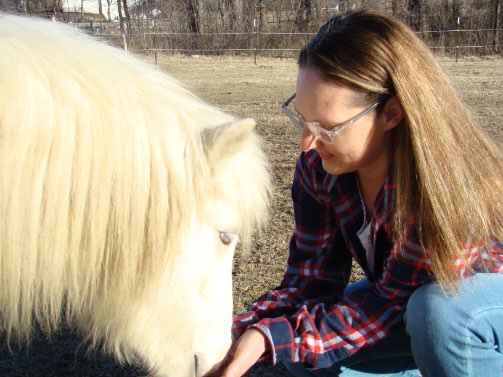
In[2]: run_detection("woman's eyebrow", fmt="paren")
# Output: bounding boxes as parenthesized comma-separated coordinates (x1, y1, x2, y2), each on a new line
(293, 102, 312, 122)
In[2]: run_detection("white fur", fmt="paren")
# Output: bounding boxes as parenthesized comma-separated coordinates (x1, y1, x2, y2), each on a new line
(0, 14, 270, 376)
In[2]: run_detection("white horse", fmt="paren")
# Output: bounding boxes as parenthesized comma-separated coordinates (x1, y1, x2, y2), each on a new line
(0, 14, 270, 377)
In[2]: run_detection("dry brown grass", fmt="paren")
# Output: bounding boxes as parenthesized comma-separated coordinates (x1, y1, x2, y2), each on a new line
(0, 55, 502, 377)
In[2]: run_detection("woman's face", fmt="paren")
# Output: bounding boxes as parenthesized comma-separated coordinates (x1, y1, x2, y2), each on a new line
(295, 67, 395, 178)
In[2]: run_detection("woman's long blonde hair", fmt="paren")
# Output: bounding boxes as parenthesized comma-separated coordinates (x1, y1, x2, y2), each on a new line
(298, 11, 503, 287)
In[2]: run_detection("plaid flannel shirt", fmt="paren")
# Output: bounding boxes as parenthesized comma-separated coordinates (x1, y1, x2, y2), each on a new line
(233, 150, 503, 369)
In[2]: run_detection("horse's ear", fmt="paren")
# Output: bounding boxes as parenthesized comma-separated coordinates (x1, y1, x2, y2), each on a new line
(202, 118, 256, 163)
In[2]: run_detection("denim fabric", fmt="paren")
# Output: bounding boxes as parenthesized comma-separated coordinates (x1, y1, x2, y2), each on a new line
(282, 274, 503, 376)
(405, 273, 503, 377)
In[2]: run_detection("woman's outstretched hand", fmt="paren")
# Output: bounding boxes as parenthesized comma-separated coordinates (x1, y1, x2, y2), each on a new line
(203, 329, 268, 377)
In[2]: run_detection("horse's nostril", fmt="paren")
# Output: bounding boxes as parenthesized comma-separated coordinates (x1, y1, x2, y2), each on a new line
(194, 354, 199, 377)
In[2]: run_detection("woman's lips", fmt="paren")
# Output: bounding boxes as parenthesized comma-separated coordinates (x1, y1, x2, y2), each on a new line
(318, 151, 333, 160)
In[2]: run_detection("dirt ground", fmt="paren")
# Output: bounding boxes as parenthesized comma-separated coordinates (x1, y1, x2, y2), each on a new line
(0, 55, 502, 376)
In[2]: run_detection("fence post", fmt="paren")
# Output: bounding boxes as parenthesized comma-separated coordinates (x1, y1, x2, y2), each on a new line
(122, 33, 128, 51)
(455, 16, 461, 62)
(152, 19, 158, 65)
(251, 18, 257, 65)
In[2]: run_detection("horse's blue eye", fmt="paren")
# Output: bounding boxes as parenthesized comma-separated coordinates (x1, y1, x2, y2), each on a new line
(219, 232, 236, 246)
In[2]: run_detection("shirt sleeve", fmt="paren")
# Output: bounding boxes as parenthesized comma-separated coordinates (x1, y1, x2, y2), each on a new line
(248, 240, 432, 369)
(232, 152, 434, 369)
(232, 151, 353, 361)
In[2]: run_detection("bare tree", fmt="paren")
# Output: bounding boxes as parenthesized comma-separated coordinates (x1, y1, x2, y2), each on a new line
(184, 0, 200, 33)
(272, 0, 285, 28)
(1, 0, 501, 57)
(257, 0, 265, 30)
(227, 0, 237, 30)
(106, 0, 112, 19)
(241, 0, 254, 32)
(117, 0, 124, 32)
(407, 0, 421, 30)
(217, 0, 239, 31)
(221, 0, 237, 30)
(452, 0, 460, 20)
(122, 0, 130, 24)
(0, 0, 25, 12)
(392, 0, 400, 16)
(491, 0, 501, 52)
(295, 0, 312, 31)
(17, 0, 63, 16)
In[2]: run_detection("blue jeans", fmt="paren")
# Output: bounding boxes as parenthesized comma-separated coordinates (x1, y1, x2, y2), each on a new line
(283, 273, 503, 376)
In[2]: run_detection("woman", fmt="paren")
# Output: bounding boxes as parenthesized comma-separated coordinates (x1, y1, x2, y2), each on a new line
(206, 11, 503, 377)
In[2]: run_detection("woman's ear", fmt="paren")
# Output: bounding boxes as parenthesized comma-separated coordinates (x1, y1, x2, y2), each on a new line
(381, 96, 404, 131)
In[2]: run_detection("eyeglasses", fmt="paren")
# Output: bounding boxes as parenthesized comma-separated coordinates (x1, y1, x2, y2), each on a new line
(281, 93, 379, 144)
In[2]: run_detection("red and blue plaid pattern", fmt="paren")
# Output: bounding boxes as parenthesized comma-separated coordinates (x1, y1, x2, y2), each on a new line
(233, 150, 503, 369)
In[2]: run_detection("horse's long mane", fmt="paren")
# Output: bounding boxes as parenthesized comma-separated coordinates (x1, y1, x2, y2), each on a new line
(0, 14, 269, 342)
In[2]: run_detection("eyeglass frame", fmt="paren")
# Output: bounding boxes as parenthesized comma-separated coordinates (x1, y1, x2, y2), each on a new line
(281, 93, 380, 144)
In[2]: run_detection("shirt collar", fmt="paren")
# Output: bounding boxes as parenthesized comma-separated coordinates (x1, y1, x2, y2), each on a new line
(305, 150, 396, 229)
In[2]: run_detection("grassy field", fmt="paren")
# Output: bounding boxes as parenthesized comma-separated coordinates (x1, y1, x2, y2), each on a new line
(1, 55, 502, 377)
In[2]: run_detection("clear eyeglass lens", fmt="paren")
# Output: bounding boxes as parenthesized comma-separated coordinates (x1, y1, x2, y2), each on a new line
(307, 124, 333, 144)
(319, 130, 333, 143)
(288, 114, 303, 131)
(318, 134, 329, 143)
(284, 107, 335, 144)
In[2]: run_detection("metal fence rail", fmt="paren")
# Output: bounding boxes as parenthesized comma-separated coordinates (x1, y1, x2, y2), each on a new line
(74, 21, 503, 62)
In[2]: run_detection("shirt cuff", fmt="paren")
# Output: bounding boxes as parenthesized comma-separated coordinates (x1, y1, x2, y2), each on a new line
(249, 317, 296, 366)
(232, 311, 260, 339)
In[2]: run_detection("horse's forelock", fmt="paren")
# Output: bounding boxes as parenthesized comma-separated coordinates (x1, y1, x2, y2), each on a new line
(202, 121, 271, 250)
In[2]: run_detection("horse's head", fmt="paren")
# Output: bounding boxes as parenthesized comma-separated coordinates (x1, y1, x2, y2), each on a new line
(119, 118, 270, 377)
(0, 13, 270, 377)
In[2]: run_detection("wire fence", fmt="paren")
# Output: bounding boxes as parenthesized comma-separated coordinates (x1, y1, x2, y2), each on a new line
(74, 19, 503, 63)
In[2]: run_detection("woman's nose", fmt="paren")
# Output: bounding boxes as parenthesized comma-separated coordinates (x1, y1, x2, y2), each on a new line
(300, 127, 318, 151)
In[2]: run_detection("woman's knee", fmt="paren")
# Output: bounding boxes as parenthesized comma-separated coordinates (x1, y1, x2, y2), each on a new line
(404, 274, 503, 376)
(404, 274, 503, 345)
(404, 281, 463, 343)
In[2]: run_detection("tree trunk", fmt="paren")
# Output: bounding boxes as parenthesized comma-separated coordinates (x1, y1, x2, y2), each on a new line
(183, 0, 199, 51)
(217, 0, 225, 29)
(257, 0, 264, 30)
(491, 0, 501, 53)
(392, 0, 399, 16)
(122, 0, 131, 26)
(185, 0, 200, 33)
(98, 0, 103, 19)
(225, 0, 237, 31)
(295, 0, 311, 32)
(117, 0, 124, 34)
(274, 1, 282, 28)
(241, 0, 254, 32)
(122, 0, 131, 49)
(451, 0, 460, 21)
(407, 0, 421, 31)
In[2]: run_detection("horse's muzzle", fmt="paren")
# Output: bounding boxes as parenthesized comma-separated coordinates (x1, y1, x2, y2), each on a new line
(194, 354, 200, 377)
